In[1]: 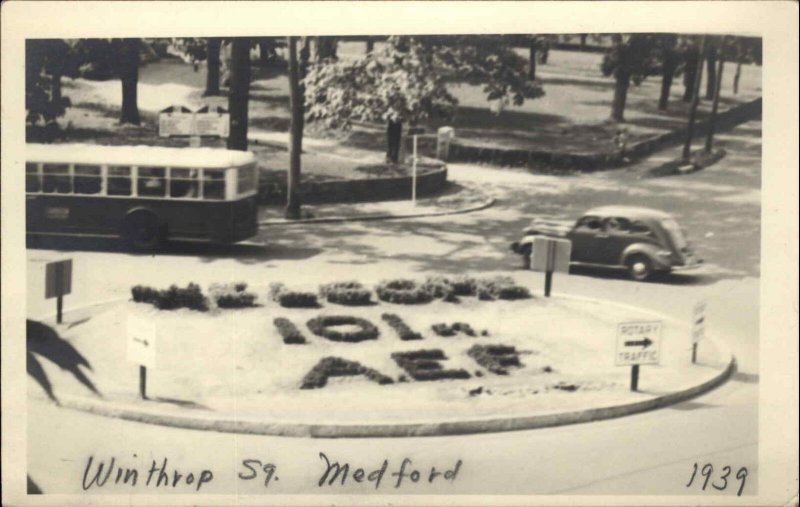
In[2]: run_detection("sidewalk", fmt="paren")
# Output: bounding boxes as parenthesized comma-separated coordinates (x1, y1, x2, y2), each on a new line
(259, 181, 495, 225)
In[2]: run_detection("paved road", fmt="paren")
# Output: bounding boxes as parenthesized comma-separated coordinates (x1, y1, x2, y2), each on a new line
(26, 122, 767, 499)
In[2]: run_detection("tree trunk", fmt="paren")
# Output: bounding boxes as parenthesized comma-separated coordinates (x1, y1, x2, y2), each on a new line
(611, 69, 631, 122)
(528, 40, 537, 80)
(705, 46, 717, 100)
(227, 38, 251, 151)
(50, 70, 62, 112)
(315, 36, 337, 62)
(705, 58, 725, 152)
(683, 37, 706, 161)
(119, 38, 140, 125)
(285, 37, 303, 219)
(386, 120, 403, 164)
(204, 37, 222, 96)
(683, 46, 699, 102)
(579, 34, 588, 48)
(733, 61, 742, 94)
(539, 43, 549, 64)
(658, 51, 676, 111)
(258, 38, 275, 66)
(366, 38, 374, 54)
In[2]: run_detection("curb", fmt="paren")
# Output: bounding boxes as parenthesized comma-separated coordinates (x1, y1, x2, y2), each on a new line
(36, 294, 736, 438)
(258, 196, 496, 226)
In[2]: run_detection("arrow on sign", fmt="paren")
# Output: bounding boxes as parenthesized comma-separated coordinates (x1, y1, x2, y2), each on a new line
(624, 337, 653, 348)
(134, 337, 149, 347)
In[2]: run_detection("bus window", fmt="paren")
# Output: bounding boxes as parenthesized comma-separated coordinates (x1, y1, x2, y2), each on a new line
(26, 163, 41, 193)
(169, 168, 199, 198)
(74, 165, 102, 195)
(42, 164, 71, 194)
(237, 165, 257, 195)
(137, 167, 167, 197)
(108, 166, 132, 196)
(202, 169, 226, 200)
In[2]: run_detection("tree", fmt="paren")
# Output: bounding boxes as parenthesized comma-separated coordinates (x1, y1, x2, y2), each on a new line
(682, 39, 702, 102)
(656, 34, 680, 111)
(305, 36, 543, 163)
(25, 39, 74, 129)
(227, 38, 251, 151)
(705, 41, 719, 100)
(205, 38, 223, 96)
(116, 38, 141, 125)
(285, 36, 304, 219)
(601, 34, 659, 122)
(315, 36, 338, 62)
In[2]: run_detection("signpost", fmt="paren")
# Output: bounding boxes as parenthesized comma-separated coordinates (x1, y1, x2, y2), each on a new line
(691, 301, 706, 363)
(158, 105, 195, 138)
(615, 320, 663, 391)
(45, 259, 72, 324)
(408, 126, 425, 204)
(127, 312, 157, 399)
(194, 105, 230, 138)
(159, 104, 229, 147)
(530, 236, 571, 297)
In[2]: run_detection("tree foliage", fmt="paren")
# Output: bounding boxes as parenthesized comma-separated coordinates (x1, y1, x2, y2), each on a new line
(26, 39, 75, 126)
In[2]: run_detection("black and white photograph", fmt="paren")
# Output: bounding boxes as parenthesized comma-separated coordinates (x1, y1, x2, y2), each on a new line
(2, 2, 797, 505)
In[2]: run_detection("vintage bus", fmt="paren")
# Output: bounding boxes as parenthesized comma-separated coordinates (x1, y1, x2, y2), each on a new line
(26, 144, 259, 250)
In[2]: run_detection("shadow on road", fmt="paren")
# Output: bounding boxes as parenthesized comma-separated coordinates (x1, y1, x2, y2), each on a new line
(27, 320, 101, 403)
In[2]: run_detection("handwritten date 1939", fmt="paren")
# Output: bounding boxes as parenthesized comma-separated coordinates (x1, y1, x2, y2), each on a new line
(686, 462, 748, 496)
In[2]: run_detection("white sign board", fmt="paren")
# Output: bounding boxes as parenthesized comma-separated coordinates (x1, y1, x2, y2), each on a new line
(194, 113, 229, 137)
(159, 112, 195, 137)
(531, 236, 572, 273)
(615, 321, 662, 366)
(127, 312, 157, 368)
(45, 259, 72, 299)
(692, 302, 706, 344)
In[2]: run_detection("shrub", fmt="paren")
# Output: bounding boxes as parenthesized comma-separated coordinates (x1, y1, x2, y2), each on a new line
(375, 279, 434, 305)
(131, 283, 208, 311)
(391, 349, 471, 381)
(431, 322, 477, 337)
(319, 281, 373, 306)
(467, 344, 523, 375)
(210, 282, 257, 309)
(421, 276, 454, 299)
(381, 313, 423, 341)
(475, 276, 531, 301)
(270, 282, 319, 308)
(274, 317, 306, 344)
(306, 315, 380, 342)
(301, 356, 394, 389)
(451, 275, 478, 296)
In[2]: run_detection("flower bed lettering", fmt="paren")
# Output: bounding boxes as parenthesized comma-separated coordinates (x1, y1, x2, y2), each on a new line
(390, 349, 471, 381)
(307, 315, 380, 343)
(301, 357, 394, 389)
(467, 344, 523, 375)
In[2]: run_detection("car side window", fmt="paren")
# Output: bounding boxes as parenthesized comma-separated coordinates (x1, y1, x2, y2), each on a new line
(605, 217, 632, 233)
(575, 215, 602, 232)
(629, 220, 653, 236)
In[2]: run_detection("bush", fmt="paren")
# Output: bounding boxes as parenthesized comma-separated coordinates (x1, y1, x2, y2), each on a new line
(421, 276, 454, 299)
(319, 281, 373, 306)
(306, 315, 380, 342)
(375, 279, 434, 305)
(131, 283, 208, 311)
(301, 356, 394, 389)
(381, 313, 423, 341)
(475, 276, 531, 301)
(451, 275, 478, 296)
(467, 344, 522, 375)
(210, 282, 257, 309)
(390, 349, 471, 381)
(273, 317, 306, 344)
(270, 282, 319, 308)
(431, 322, 477, 337)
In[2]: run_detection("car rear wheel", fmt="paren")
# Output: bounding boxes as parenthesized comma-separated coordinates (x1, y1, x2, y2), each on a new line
(122, 210, 164, 251)
(626, 254, 654, 281)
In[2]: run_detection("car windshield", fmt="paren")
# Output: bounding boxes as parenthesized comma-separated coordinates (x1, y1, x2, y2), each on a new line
(661, 218, 688, 249)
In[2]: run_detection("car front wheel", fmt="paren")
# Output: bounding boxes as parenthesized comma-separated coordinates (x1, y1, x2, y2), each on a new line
(626, 254, 654, 281)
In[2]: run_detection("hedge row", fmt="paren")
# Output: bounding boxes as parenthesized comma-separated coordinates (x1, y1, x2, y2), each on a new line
(270, 283, 319, 308)
(467, 344, 522, 375)
(131, 283, 209, 311)
(319, 281, 373, 306)
(381, 313, 423, 341)
(209, 282, 257, 309)
(375, 279, 435, 305)
(306, 315, 380, 342)
(390, 349, 471, 381)
(273, 317, 306, 344)
(300, 357, 394, 389)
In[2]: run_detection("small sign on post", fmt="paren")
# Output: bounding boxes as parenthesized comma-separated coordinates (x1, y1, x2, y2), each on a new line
(530, 237, 571, 297)
(691, 301, 706, 363)
(408, 126, 425, 204)
(127, 312, 157, 400)
(45, 259, 72, 324)
(158, 105, 195, 138)
(616, 321, 663, 391)
(194, 105, 230, 138)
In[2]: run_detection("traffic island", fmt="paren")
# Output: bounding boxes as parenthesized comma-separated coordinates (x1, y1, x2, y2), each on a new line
(647, 148, 728, 178)
(27, 281, 734, 437)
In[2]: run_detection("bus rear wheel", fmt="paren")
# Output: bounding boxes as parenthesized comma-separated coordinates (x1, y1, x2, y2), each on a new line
(122, 210, 164, 251)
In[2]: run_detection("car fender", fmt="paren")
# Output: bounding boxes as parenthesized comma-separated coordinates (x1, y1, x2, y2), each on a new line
(620, 243, 671, 270)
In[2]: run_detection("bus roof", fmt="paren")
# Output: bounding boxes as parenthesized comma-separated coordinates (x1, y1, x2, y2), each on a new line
(26, 143, 256, 169)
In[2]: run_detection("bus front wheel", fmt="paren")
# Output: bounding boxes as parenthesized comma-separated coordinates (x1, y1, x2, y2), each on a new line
(122, 210, 164, 251)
